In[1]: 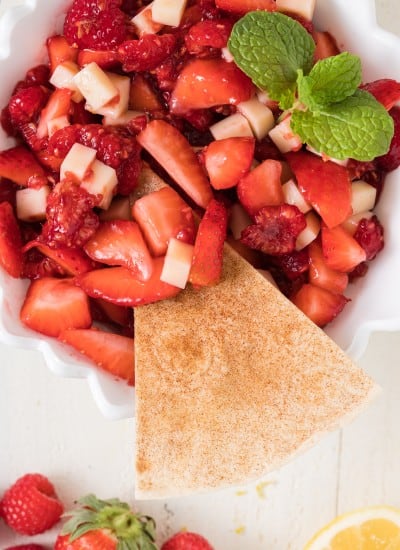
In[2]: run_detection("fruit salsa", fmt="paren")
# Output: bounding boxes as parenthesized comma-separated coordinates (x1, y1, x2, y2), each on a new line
(0, 0, 399, 385)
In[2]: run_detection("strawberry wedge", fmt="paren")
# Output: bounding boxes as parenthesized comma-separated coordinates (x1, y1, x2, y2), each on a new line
(76, 257, 181, 306)
(215, 0, 277, 13)
(0, 145, 47, 186)
(189, 199, 228, 287)
(237, 159, 284, 216)
(59, 328, 134, 385)
(137, 119, 213, 209)
(0, 201, 23, 278)
(286, 151, 352, 228)
(292, 283, 349, 327)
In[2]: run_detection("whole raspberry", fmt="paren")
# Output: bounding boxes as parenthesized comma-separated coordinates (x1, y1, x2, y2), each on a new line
(161, 531, 214, 550)
(0, 473, 64, 535)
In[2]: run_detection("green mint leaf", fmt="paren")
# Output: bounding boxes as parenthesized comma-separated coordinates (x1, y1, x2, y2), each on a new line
(291, 89, 394, 161)
(228, 11, 315, 109)
(297, 52, 362, 108)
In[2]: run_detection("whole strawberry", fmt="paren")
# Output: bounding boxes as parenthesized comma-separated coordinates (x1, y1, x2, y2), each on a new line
(0, 473, 63, 535)
(54, 494, 157, 549)
(161, 531, 214, 550)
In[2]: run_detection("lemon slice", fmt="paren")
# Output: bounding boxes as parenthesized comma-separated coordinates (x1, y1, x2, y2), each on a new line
(304, 505, 400, 549)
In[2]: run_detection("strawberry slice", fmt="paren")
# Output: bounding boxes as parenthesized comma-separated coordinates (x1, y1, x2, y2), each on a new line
(37, 88, 72, 139)
(169, 58, 253, 115)
(46, 35, 78, 73)
(20, 277, 92, 337)
(23, 240, 95, 276)
(308, 240, 348, 294)
(0, 201, 23, 278)
(84, 220, 154, 281)
(132, 186, 196, 257)
(136, 119, 213, 209)
(292, 283, 349, 327)
(77, 48, 120, 69)
(286, 150, 352, 228)
(189, 199, 228, 287)
(76, 257, 181, 306)
(361, 79, 400, 110)
(215, 0, 276, 14)
(321, 225, 367, 272)
(59, 328, 134, 385)
(0, 145, 47, 186)
(237, 159, 284, 216)
(203, 137, 255, 190)
(313, 31, 340, 61)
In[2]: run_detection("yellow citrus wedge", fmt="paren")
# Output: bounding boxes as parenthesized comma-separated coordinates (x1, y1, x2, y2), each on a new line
(304, 505, 400, 550)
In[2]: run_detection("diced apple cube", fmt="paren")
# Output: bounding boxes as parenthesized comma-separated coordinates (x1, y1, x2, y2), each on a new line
(221, 47, 234, 63)
(229, 203, 252, 240)
(160, 237, 194, 289)
(60, 143, 97, 183)
(210, 113, 253, 140)
(73, 62, 119, 111)
(49, 61, 83, 102)
(306, 145, 348, 167)
(268, 115, 302, 154)
(87, 72, 130, 119)
(282, 178, 312, 213)
(151, 0, 188, 27)
(276, 0, 316, 20)
(103, 110, 146, 127)
(237, 97, 275, 140)
(132, 2, 164, 36)
(47, 115, 70, 137)
(296, 211, 320, 250)
(342, 210, 374, 235)
(351, 180, 377, 215)
(81, 159, 118, 209)
(16, 185, 50, 222)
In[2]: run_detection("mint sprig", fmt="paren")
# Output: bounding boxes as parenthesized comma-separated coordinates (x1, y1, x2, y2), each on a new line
(228, 12, 394, 161)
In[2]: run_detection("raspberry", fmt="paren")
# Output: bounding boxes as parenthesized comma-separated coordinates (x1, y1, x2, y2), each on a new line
(184, 19, 234, 57)
(376, 106, 400, 172)
(353, 215, 384, 261)
(63, 0, 127, 50)
(270, 248, 310, 280)
(0, 473, 63, 535)
(8, 85, 49, 128)
(25, 64, 51, 86)
(118, 33, 177, 72)
(241, 204, 306, 256)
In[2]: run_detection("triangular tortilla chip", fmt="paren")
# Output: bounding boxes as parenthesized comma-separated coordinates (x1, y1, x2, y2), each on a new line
(133, 167, 379, 499)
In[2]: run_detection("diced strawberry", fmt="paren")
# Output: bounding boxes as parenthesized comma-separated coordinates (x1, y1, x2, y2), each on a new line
(63, 0, 128, 50)
(292, 283, 349, 327)
(77, 48, 120, 69)
(22, 248, 69, 280)
(84, 220, 153, 281)
(23, 240, 95, 276)
(20, 277, 92, 337)
(36, 88, 72, 139)
(376, 106, 400, 172)
(237, 159, 284, 216)
(241, 204, 306, 255)
(203, 137, 255, 190)
(136, 119, 213, 209)
(308, 240, 348, 294)
(76, 257, 181, 306)
(0, 201, 23, 278)
(46, 35, 78, 73)
(132, 186, 196, 256)
(93, 298, 131, 327)
(353, 215, 384, 261)
(361, 79, 400, 110)
(321, 225, 367, 272)
(215, 0, 276, 14)
(59, 328, 134, 384)
(286, 151, 352, 228)
(129, 74, 163, 112)
(184, 19, 234, 57)
(0, 146, 47, 187)
(0, 179, 18, 206)
(189, 198, 228, 287)
(118, 34, 177, 73)
(7, 85, 49, 128)
(169, 58, 253, 115)
(312, 31, 340, 61)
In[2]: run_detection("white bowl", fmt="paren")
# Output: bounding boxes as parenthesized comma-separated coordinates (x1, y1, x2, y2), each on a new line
(0, 0, 399, 420)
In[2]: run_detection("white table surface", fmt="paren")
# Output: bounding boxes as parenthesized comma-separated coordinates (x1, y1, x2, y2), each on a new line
(0, 1, 399, 548)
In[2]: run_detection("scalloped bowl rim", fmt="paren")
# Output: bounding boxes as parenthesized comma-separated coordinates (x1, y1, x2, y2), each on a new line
(0, 0, 399, 420)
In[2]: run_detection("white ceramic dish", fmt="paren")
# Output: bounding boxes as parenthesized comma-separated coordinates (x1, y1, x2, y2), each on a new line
(0, 0, 399, 420)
